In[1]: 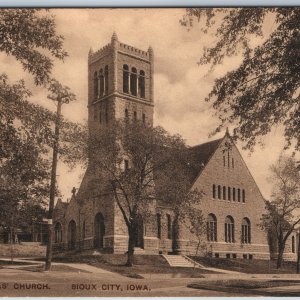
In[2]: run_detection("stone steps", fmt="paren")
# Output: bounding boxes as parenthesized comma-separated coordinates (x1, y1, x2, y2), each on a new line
(162, 255, 202, 268)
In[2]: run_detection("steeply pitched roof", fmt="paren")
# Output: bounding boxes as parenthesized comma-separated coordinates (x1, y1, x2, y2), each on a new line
(187, 138, 223, 183)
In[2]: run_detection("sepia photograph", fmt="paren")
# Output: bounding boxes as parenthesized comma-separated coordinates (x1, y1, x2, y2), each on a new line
(0, 7, 300, 297)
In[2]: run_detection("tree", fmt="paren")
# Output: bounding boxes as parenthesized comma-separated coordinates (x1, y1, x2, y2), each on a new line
(89, 121, 203, 266)
(0, 9, 67, 85)
(261, 155, 300, 269)
(181, 8, 300, 151)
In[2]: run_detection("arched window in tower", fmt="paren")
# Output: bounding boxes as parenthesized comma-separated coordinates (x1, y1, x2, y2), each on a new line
(139, 70, 145, 98)
(130, 67, 137, 96)
(94, 71, 98, 99)
(99, 69, 104, 97)
(207, 213, 217, 242)
(225, 216, 235, 243)
(133, 111, 137, 121)
(142, 113, 146, 124)
(217, 185, 221, 199)
(123, 64, 129, 93)
(104, 65, 108, 95)
(223, 186, 226, 200)
(241, 218, 251, 244)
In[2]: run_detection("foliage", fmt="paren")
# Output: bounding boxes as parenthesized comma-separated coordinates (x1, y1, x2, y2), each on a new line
(261, 155, 300, 268)
(89, 121, 203, 265)
(181, 8, 300, 151)
(0, 9, 67, 85)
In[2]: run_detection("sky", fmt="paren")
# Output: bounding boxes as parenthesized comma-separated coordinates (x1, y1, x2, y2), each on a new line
(1, 8, 292, 201)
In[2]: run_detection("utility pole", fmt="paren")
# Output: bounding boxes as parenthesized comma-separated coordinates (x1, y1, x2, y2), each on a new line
(44, 79, 75, 271)
(45, 97, 62, 271)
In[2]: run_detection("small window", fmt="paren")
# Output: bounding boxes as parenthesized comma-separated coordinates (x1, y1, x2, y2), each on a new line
(233, 188, 236, 201)
(218, 185, 221, 199)
(223, 186, 226, 200)
(94, 106, 97, 121)
(292, 236, 295, 253)
(238, 188, 241, 202)
(212, 184, 216, 199)
(142, 113, 146, 124)
(157, 214, 161, 239)
(232, 253, 237, 259)
(242, 189, 245, 203)
(249, 254, 253, 260)
(243, 254, 247, 259)
(125, 109, 129, 121)
(215, 253, 219, 258)
(228, 187, 231, 201)
(133, 111, 137, 121)
(82, 221, 86, 240)
(124, 160, 129, 171)
(223, 156, 226, 167)
(167, 214, 172, 239)
(232, 157, 234, 168)
(54, 222, 62, 243)
(226, 253, 230, 259)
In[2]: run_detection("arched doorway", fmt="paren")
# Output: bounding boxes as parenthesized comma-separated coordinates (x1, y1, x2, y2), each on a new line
(68, 220, 76, 250)
(134, 215, 144, 248)
(94, 213, 105, 249)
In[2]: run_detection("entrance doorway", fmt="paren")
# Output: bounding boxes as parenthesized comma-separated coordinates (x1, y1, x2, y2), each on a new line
(94, 213, 105, 249)
(134, 215, 144, 248)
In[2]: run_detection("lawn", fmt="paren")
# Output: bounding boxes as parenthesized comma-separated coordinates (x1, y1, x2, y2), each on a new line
(191, 256, 299, 274)
(188, 279, 300, 296)
(44, 252, 218, 278)
(0, 243, 46, 257)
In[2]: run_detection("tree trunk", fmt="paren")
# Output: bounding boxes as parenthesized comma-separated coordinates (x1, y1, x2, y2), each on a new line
(126, 227, 135, 267)
(277, 243, 285, 269)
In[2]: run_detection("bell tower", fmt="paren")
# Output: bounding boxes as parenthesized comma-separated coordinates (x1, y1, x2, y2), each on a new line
(87, 33, 154, 133)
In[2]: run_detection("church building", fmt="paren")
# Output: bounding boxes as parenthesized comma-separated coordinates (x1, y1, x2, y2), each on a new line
(53, 34, 297, 260)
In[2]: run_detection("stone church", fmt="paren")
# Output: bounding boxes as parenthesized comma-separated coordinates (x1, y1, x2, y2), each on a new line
(53, 33, 297, 260)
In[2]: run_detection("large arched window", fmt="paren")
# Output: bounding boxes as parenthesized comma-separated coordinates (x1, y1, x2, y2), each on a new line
(241, 218, 251, 244)
(54, 222, 62, 243)
(167, 214, 172, 239)
(130, 67, 137, 96)
(123, 65, 129, 93)
(104, 65, 108, 95)
(94, 71, 98, 99)
(99, 69, 104, 97)
(156, 214, 161, 239)
(225, 216, 235, 243)
(207, 214, 217, 242)
(139, 70, 145, 98)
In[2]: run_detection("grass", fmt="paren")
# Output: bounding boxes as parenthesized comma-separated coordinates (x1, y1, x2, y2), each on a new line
(0, 243, 46, 257)
(191, 256, 299, 274)
(37, 252, 218, 278)
(19, 264, 90, 273)
(188, 279, 300, 296)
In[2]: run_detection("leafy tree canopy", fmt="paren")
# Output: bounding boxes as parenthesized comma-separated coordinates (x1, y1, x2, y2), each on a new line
(181, 8, 300, 151)
(0, 9, 67, 85)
